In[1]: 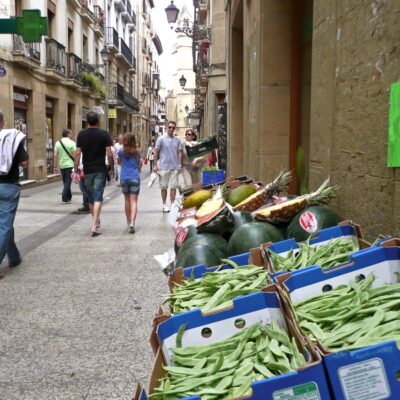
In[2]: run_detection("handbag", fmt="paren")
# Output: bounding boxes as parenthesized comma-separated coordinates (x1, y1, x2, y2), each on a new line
(144, 157, 148, 165)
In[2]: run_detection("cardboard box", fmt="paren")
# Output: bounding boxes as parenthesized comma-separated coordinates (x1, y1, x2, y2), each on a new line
(278, 245, 400, 400)
(168, 247, 265, 292)
(260, 221, 370, 279)
(148, 289, 331, 399)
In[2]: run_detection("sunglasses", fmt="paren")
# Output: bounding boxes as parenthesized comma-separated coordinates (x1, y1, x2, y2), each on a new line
(185, 133, 193, 136)
(168, 126, 176, 130)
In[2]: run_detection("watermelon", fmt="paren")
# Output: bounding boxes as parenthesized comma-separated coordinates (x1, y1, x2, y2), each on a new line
(196, 205, 235, 235)
(231, 211, 253, 232)
(177, 233, 228, 259)
(287, 205, 341, 242)
(174, 225, 198, 254)
(228, 222, 284, 256)
(175, 244, 222, 269)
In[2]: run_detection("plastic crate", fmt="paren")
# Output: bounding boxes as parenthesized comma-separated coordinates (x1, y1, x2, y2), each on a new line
(185, 136, 218, 159)
(201, 169, 225, 186)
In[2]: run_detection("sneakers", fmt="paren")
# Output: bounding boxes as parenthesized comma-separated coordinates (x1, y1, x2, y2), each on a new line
(128, 224, 135, 233)
(9, 259, 22, 268)
(162, 204, 170, 213)
(78, 205, 90, 212)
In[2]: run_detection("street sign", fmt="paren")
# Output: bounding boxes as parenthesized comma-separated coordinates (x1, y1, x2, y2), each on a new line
(0, 10, 47, 43)
(108, 109, 117, 119)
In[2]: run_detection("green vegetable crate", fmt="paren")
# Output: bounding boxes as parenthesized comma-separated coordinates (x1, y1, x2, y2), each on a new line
(261, 221, 371, 279)
(278, 243, 400, 400)
(147, 289, 331, 400)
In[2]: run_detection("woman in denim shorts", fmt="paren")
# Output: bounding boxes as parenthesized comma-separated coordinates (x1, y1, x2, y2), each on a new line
(117, 132, 142, 233)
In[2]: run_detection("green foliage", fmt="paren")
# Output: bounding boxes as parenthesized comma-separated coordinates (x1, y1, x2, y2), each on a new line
(81, 71, 106, 97)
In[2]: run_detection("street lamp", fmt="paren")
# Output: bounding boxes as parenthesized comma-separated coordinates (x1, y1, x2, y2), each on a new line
(140, 91, 147, 102)
(165, 1, 179, 24)
(184, 104, 189, 113)
(179, 74, 198, 95)
(100, 46, 110, 132)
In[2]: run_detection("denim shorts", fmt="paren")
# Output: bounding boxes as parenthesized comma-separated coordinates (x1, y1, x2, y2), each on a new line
(121, 179, 140, 195)
(84, 172, 106, 203)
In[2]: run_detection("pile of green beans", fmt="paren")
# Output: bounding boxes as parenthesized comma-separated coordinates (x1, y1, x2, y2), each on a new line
(165, 259, 270, 314)
(293, 274, 400, 350)
(268, 237, 359, 272)
(151, 321, 306, 400)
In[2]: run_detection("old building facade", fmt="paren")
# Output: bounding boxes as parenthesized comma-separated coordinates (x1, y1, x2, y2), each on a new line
(220, 0, 400, 239)
(0, 0, 163, 180)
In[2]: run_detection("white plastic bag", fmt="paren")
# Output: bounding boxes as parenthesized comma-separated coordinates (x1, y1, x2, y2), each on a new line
(148, 172, 158, 188)
(154, 247, 176, 275)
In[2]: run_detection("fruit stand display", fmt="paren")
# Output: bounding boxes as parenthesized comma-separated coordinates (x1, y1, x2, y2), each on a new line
(136, 170, 400, 400)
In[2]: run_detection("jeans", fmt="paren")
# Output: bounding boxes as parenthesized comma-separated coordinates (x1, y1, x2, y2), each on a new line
(84, 172, 107, 203)
(79, 179, 89, 207)
(60, 167, 73, 202)
(0, 183, 21, 265)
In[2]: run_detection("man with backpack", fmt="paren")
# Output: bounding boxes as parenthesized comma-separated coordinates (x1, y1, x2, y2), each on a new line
(54, 128, 76, 204)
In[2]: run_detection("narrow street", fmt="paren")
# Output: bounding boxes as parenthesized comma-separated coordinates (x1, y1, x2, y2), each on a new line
(0, 172, 172, 399)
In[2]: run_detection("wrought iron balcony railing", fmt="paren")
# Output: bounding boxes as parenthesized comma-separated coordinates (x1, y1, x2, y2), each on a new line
(123, 90, 139, 111)
(108, 83, 124, 103)
(13, 34, 41, 61)
(93, 5, 105, 34)
(67, 53, 82, 82)
(119, 38, 132, 66)
(107, 27, 119, 49)
(45, 38, 66, 75)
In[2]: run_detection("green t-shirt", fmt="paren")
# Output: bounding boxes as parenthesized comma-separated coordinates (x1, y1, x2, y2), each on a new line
(55, 137, 76, 169)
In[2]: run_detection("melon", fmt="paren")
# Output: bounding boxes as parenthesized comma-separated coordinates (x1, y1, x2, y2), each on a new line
(174, 225, 198, 254)
(228, 222, 284, 256)
(227, 184, 257, 207)
(287, 205, 341, 242)
(177, 233, 228, 259)
(196, 205, 235, 235)
(175, 244, 222, 269)
(231, 211, 253, 232)
(182, 189, 212, 209)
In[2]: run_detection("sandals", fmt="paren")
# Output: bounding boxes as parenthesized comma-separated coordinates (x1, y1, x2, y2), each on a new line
(91, 230, 101, 237)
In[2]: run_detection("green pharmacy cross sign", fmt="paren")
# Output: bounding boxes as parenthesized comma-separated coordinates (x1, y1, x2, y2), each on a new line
(0, 10, 48, 43)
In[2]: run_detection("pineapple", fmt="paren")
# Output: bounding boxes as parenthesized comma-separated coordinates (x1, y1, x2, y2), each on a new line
(253, 178, 339, 224)
(233, 171, 292, 212)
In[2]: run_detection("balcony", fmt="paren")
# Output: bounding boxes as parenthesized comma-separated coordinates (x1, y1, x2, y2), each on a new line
(67, 0, 82, 11)
(114, 0, 126, 12)
(108, 82, 125, 107)
(123, 91, 140, 112)
(93, 6, 105, 37)
(45, 38, 66, 80)
(81, 3, 94, 24)
(121, 0, 132, 22)
(129, 55, 136, 74)
(198, 0, 208, 25)
(106, 27, 119, 53)
(13, 35, 41, 69)
(116, 37, 132, 67)
(66, 53, 82, 86)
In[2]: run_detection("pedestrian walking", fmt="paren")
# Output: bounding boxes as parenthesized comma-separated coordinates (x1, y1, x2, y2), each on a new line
(146, 139, 155, 172)
(152, 121, 183, 212)
(0, 112, 29, 277)
(54, 128, 76, 204)
(72, 111, 114, 236)
(114, 134, 123, 182)
(117, 132, 142, 233)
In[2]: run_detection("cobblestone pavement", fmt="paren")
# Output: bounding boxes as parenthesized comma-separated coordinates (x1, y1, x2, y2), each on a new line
(0, 171, 174, 399)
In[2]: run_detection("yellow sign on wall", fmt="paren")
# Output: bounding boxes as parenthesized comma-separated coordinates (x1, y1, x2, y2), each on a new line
(108, 109, 116, 119)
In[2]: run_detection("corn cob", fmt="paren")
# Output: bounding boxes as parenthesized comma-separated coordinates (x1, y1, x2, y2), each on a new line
(233, 171, 292, 212)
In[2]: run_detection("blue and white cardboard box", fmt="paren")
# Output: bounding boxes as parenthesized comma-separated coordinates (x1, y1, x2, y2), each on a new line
(261, 221, 369, 279)
(279, 246, 400, 400)
(168, 247, 264, 291)
(148, 289, 331, 399)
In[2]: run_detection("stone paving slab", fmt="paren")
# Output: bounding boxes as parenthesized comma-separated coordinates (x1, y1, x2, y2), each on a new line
(0, 173, 173, 399)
